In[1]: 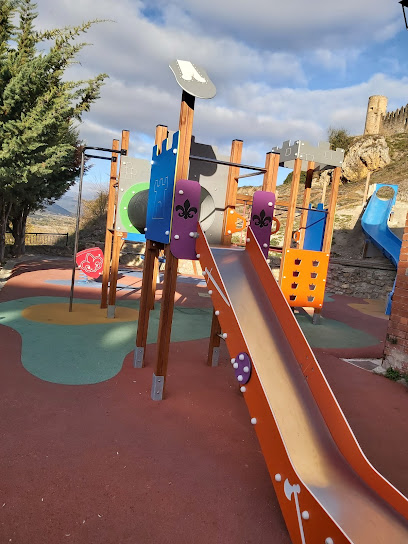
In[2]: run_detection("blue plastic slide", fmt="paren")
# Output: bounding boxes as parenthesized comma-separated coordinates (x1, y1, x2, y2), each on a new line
(361, 184, 402, 313)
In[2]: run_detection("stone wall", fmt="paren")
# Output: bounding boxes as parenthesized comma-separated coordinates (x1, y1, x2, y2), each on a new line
(381, 105, 408, 137)
(364, 95, 408, 137)
(326, 261, 396, 299)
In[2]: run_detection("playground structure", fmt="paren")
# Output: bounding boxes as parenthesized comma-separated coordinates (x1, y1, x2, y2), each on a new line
(96, 60, 408, 543)
(100, 134, 344, 325)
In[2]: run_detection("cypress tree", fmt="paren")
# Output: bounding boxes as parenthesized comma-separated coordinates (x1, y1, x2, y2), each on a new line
(0, 0, 108, 259)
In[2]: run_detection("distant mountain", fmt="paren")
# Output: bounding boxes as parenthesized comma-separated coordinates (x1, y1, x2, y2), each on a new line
(45, 202, 74, 216)
(52, 193, 78, 214)
(52, 184, 100, 215)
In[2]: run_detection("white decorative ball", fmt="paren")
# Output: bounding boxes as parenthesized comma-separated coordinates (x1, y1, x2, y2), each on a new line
(239, 354, 245, 361)
(301, 511, 309, 520)
(179, 189, 184, 195)
(228, 230, 231, 235)
(233, 363, 239, 369)
(246, 238, 250, 243)
(208, 290, 213, 295)
(196, 254, 200, 258)
(189, 232, 194, 237)
(240, 386, 246, 393)
(144, 228, 147, 232)
(250, 418, 257, 425)
(325, 539, 334, 544)
(274, 474, 282, 482)
(231, 358, 235, 364)
(268, 201, 273, 206)
(165, 230, 169, 235)
(174, 234, 179, 240)
(263, 243, 268, 248)
(243, 366, 249, 373)
(215, 310, 220, 316)
(237, 375, 243, 382)
(222, 333, 227, 339)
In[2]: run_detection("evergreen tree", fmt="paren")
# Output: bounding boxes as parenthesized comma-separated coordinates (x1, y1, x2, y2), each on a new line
(282, 170, 307, 186)
(327, 126, 353, 154)
(0, 0, 108, 259)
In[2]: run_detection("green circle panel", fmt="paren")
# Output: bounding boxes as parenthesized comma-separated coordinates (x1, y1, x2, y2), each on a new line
(119, 182, 149, 234)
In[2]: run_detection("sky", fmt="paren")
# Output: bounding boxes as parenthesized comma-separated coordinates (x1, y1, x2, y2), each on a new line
(31, 0, 408, 197)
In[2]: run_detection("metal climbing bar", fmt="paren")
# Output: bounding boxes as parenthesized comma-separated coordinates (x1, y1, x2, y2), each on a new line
(189, 155, 266, 172)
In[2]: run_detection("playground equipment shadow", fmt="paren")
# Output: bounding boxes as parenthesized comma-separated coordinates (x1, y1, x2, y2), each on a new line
(0, 257, 406, 544)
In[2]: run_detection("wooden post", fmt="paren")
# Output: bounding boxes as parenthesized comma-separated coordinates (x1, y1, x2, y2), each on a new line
(262, 152, 280, 193)
(134, 239, 160, 367)
(221, 139, 243, 245)
(279, 158, 302, 283)
(134, 125, 169, 363)
(107, 130, 130, 318)
(100, 139, 120, 309)
(207, 309, 222, 366)
(362, 170, 371, 206)
(298, 161, 315, 250)
(321, 175, 329, 207)
(152, 91, 195, 400)
(322, 166, 341, 253)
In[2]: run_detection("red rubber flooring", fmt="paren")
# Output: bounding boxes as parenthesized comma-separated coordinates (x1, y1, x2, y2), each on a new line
(1, 258, 408, 544)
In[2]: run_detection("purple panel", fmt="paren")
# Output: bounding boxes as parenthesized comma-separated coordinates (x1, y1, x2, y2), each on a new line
(170, 179, 201, 260)
(250, 191, 276, 258)
(233, 352, 251, 385)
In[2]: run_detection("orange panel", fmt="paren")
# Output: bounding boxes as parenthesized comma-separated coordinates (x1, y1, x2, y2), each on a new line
(281, 248, 329, 309)
(225, 209, 247, 235)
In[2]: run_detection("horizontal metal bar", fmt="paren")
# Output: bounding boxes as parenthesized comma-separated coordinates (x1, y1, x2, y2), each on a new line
(189, 155, 266, 172)
(84, 146, 127, 155)
(84, 154, 114, 161)
(235, 171, 264, 180)
(274, 204, 328, 214)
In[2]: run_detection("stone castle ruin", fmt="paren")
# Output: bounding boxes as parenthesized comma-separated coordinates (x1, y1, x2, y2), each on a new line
(364, 95, 408, 136)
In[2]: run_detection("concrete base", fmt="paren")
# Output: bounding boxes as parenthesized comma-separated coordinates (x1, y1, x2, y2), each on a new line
(107, 305, 116, 319)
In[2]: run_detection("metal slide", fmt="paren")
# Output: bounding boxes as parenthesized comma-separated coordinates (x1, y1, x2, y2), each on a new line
(196, 224, 408, 544)
(361, 184, 402, 268)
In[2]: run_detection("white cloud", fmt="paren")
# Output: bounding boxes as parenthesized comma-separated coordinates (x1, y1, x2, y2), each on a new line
(21, 0, 408, 173)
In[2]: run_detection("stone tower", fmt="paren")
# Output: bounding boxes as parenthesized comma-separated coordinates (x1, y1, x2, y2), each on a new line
(364, 95, 388, 135)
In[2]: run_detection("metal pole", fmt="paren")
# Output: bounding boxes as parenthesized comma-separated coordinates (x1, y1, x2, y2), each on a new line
(189, 154, 266, 172)
(69, 151, 85, 312)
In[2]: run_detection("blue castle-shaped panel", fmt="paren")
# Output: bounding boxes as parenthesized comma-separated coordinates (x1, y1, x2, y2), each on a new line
(145, 131, 180, 244)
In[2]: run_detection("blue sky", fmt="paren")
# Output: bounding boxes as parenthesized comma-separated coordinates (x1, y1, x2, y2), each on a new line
(31, 0, 408, 198)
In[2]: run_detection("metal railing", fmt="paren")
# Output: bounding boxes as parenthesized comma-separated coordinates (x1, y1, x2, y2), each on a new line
(5, 232, 69, 246)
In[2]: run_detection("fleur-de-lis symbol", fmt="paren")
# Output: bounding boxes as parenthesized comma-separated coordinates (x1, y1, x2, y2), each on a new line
(80, 253, 102, 273)
(253, 209, 272, 228)
(175, 199, 197, 220)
